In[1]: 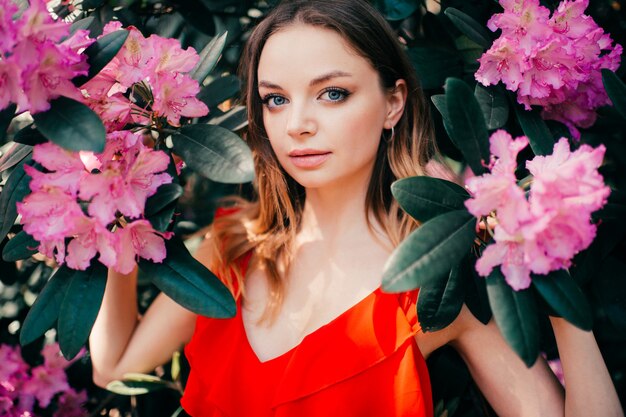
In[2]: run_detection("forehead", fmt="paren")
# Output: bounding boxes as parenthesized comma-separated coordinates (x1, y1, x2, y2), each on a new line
(257, 24, 376, 85)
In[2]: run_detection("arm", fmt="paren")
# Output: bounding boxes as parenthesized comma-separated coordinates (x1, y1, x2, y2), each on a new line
(89, 237, 217, 387)
(443, 306, 623, 417)
(89, 268, 196, 387)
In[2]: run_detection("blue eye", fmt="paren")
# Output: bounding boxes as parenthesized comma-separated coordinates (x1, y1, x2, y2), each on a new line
(320, 88, 350, 102)
(262, 94, 288, 108)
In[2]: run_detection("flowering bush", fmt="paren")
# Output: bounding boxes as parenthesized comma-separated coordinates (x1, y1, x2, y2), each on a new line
(0, 343, 87, 417)
(475, 0, 622, 138)
(464, 130, 610, 290)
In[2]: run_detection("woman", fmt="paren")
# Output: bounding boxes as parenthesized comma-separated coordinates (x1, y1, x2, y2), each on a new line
(89, 1, 624, 416)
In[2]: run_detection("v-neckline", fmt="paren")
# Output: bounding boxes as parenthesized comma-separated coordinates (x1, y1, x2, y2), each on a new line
(240, 286, 383, 364)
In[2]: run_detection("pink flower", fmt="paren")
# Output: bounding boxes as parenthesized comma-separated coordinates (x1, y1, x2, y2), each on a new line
(115, 220, 173, 274)
(53, 389, 87, 417)
(0, 59, 28, 111)
(111, 27, 155, 89)
(18, 0, 69, 43)
(66, 220, 118, 270)
(0, 0, 21, 54)
(27, 142, 89, 196)
(467, 132, 609, 290)
(151, 73, 208, 126)
(477, 0, 622, 136)
(465, 130, 531, 233)
(149, 35, 199, 74)
(80, 142, 172, 224)
(21, 366, 69, 408)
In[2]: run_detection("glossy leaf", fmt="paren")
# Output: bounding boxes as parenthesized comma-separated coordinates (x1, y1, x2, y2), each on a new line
(2, 231, 39, 262)
(0, 104, 16, 143)
(475, 84, 509, 130)
(445, 78, 490, 175)
(379, 0, 419, 21)
(20, 266, 74, 346)
(138, 237, 236, 318)
(33, 97, 106, 153)
(0, 143, 32, 172)
(407, 47, 464, 90)
(382, 210, 476, 292)
(106, 379, 169, 395)
(14, 123, 47, 146)
(70, 16, 95, 35)
(602, 69, 626, 120)
(391, 176, 469, 222)
(417, 261, 465, 332)
(145, 183, 184, 218)
(514, 105, 554, 156)
(444, 7, 492, 48)
(191, 32, 228, 83)
(431, 94, 454, 135)
(74, 30, 129, 86)
(58, 264, 108, 359)
(486, 269, 540, 367)
(197, 75, 241, 109)
(210, 106, 247, 131)
(171, 124, 254, 184)
(0, 158, 32, 239)
(532, 270, 592, 330)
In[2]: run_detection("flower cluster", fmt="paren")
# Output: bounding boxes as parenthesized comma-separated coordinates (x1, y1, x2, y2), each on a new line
(0, 343, 87, 417)
(16, 132, 173, 274)
(0, 0, 93, 114)
(464, 130, 610, 290)
(82, 22, 208, 131)
(475, 0, 622, 139)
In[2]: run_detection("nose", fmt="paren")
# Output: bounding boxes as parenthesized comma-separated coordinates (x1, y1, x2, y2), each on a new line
(286, 100, 317, 139)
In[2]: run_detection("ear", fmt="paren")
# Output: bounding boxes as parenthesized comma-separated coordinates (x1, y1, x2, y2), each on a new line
(383, 79, 408, 129)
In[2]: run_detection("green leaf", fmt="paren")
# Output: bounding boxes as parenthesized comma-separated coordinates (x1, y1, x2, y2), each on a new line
(197, 75, 241, 110)
(407, 47, 464, 90)
(2, 231, 39, 262)
(20, 266, 74, 346)
(445, 78, 490, 175)
(602, 69, 626, 120)
(58, 264, 108, 359)
(391, 176, 469, 222)
(138, 237, 236, 318)
(382, 210, 476, 292)
(532, 270, 592, 331)
(379, 0, 419, 20)
(486, 268, 539, 367)
(106, 379, 170, 395)
(14, 123, 47, 146)
(475, 84, 509, 130)
(74, 30, 129, 86)
(171, 124, 254, 184)
(191, 32, 228, 83)
(513, 104, 554, 156)
(0, 143, 32, 172)
(145, 183, 183, 218)
(209, 106, 247, 132)
(0, 104, 16, 143)
(431, 94, 454, 136)
(444, 7, 492, 48)
(417, 261, 465, 332)
(0, 158, 32, 240)
(70, 16, 95, 35)
(33, 97, 106, 153)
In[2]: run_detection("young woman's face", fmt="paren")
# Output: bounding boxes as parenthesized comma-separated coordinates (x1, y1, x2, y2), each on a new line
(257, 24, 396, 191)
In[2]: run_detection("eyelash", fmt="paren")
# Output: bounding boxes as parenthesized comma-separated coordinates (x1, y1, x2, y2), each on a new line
(260, 87, 351, 108)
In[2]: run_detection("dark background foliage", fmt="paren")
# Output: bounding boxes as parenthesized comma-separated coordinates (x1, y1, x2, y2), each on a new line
(1, 0, 625, 416)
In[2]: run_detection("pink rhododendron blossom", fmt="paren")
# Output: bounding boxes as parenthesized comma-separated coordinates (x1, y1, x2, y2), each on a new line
(0, 343, 87, 416)
(0, 0, 91, 113)
(19, 134, 173, 272)
(152, 74, 209, 126)
(465, 131, 609, 290)
(476, 0, 622, 138)
(115, 220, 173, 274)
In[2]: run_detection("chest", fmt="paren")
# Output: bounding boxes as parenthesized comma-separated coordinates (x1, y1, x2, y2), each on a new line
(241, 245, 389, 362)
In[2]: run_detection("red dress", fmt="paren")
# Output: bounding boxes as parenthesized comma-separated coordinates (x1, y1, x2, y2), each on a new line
(181, 259, 432, 416)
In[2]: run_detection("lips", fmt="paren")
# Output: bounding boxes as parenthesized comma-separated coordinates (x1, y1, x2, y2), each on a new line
(288, 149, 331, 168)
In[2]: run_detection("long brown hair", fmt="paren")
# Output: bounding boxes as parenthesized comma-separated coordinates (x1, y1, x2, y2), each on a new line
(207, 0, 438, 322)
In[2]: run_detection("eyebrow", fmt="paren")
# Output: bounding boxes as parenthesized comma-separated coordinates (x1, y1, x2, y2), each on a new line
(258, 70, 353, 89)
